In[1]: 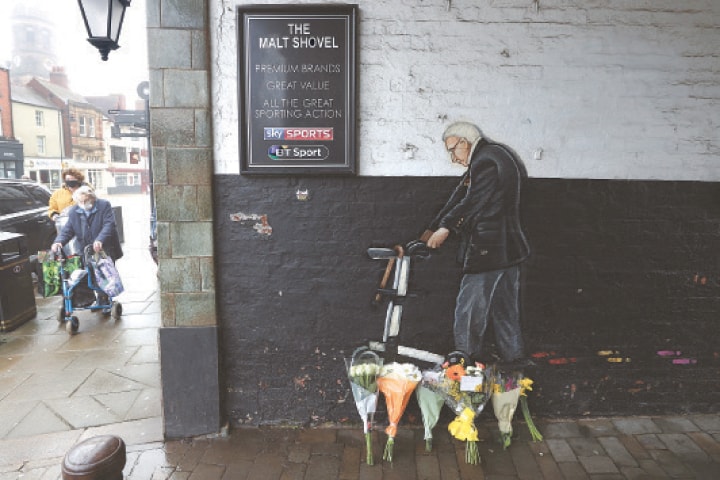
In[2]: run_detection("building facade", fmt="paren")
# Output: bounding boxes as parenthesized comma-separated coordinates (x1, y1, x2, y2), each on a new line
(147, 0, 720, 438)
(10, 82, 63, 185)
(25, 72, 105, 189)
(0, 67, 24, 179)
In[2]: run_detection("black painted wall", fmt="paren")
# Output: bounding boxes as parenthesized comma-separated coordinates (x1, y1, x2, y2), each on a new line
(214, 175, 720, 426)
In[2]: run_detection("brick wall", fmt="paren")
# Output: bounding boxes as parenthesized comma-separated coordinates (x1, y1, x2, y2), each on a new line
(0, 68, 12, 138)
(215, 175, 720, 425)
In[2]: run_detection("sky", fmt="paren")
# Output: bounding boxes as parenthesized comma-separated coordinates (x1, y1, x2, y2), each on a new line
(0, 0, 149, 104)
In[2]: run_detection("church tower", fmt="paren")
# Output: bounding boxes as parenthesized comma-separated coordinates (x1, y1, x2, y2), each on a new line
(10, 2, 59, 81)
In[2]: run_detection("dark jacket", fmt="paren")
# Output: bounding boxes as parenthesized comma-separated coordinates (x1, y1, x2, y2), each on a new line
(429, 140, 530, 273)
(54, 198, 123, 262)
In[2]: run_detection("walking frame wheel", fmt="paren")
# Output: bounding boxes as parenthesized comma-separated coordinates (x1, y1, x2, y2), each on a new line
(111, 302, 122, 320)
(66, 316, 79, 335)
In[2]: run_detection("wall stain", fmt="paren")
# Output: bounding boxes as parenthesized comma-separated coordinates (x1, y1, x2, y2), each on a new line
(230, 212, 273, 237)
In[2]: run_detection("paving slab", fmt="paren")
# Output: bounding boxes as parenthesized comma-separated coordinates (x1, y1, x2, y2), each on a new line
(613, 418, 662, 435)
(5, 402, 71, 438)
(598, 436, 639, 468)
(45, 395, 122, 428)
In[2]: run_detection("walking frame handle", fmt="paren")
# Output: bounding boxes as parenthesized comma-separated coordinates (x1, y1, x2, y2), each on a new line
(373, 245, 404, 305)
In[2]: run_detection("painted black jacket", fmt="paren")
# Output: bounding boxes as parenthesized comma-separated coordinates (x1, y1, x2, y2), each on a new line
(429, 140, 530, 274)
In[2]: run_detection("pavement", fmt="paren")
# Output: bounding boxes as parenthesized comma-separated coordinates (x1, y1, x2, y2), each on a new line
(1, 193, 720, 479)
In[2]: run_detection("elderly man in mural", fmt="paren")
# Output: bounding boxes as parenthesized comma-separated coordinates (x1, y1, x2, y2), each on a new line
(421, 121, 531, 366)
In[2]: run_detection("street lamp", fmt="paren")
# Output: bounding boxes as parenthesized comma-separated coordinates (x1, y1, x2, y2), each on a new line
(77, 0, 131, 61)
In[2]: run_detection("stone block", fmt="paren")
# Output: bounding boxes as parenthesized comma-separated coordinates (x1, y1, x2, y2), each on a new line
(174, 292, 216, 326)
(159, 326, 220, 438)
(151, 146, 167, 185)
(156, 185, 201, 222)
(200, 257, 215, 291)
(197, 185, 213, 221)
(195, 109, 211, 147)
(164, 70, 209, 108)
(150, 109, 195, 146)
(160, 0, 205, 29)
(192, 30, 208, 69)
(170, 222, 213, 257)
(160, 292, 176, 327)
(146, 2, 160, 28)
(148, 29, 192, 69)
(149, 70, 164, 108)
(159, 257, 201, 292)
(156, 222, 171, 259)
(166, 148, 212, 185)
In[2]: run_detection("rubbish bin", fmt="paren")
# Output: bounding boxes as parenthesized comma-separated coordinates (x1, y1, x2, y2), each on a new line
(0, 232, 37, 332)
(112, 206, 124, 244)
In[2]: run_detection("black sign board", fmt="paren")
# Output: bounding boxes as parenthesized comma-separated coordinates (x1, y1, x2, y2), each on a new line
(237, 5, 357, 174)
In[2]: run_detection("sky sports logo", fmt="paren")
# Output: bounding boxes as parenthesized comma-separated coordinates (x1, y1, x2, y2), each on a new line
(264, 127, 333, 141)
(268, 145, 330, 161)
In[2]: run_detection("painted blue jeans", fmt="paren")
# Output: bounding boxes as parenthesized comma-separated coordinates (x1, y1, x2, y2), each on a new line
(454, 265, 524, 362)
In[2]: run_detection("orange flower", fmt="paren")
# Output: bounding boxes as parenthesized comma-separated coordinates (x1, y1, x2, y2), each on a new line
(446, 364, 465, 381)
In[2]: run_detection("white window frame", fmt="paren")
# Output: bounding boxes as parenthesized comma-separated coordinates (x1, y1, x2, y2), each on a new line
(79, 116, 86, 136)
(87, 169, 103, 190)
(89, 117, 96, 137)
(35, 110, 44, 127)
(36, 136, 46, 155)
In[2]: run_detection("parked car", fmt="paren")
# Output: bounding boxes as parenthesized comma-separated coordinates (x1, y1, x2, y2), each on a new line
(0, 179, 57, 256)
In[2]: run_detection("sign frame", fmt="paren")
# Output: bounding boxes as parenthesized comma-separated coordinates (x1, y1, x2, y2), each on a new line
(237, 4, 357, 175)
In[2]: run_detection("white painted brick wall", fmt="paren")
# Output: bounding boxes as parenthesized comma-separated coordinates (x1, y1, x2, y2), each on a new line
(212, 0, 719, 180)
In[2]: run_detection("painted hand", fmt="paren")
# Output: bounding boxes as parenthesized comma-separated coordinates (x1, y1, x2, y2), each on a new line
(426, 228, 449, 249)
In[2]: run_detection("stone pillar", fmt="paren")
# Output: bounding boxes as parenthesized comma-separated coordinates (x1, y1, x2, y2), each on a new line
(146, 0, 220, 438)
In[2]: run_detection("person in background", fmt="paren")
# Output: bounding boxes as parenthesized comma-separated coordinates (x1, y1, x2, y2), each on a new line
(51, 186, 123, 309)
(421, 121, 531, 367)
(48, 168, 87, 220)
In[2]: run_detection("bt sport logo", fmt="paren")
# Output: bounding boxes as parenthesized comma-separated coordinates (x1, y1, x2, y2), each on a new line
(264, 128, 333, 161)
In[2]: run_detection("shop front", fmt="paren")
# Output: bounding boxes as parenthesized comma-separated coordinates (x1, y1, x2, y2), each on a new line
(0, 141, 24, 179)
(24, 157, 62, 189)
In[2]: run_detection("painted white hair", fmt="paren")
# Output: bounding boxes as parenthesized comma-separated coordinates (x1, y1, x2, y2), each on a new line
(72, 185, 96, 203)
(442, 121, 483, 145)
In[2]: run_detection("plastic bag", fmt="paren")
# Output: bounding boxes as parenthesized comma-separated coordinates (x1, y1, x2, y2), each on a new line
(68, 269, 96, 308)
(39, 251, 82, 297)
(86, 249, 124, 298)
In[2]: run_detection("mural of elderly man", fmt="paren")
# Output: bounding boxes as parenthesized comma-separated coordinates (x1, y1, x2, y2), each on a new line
(422, 121, 531, 366)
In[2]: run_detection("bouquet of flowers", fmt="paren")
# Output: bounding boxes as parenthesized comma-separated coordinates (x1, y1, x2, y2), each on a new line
(345, 348, 383, 465)
(489, 370, 543, 449)
(422, 360, 491, 464)
(376, 362, 421, 462)
(416, 370, 445, 451)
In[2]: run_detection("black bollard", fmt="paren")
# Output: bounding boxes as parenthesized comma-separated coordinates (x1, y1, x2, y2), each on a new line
(61, 435, 126, 480)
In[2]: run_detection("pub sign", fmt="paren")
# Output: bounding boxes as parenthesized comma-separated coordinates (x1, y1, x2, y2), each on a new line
(237, 5, 357, 174)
